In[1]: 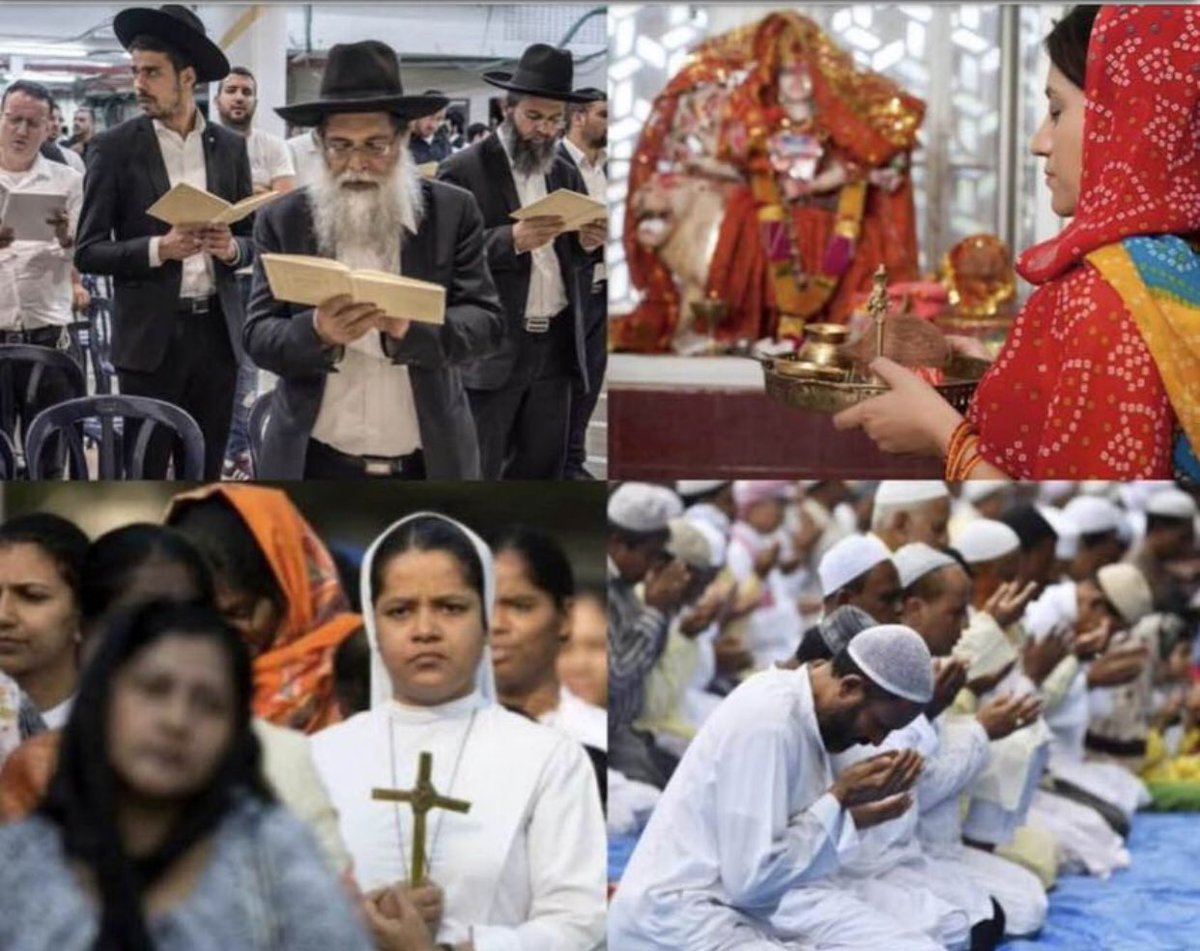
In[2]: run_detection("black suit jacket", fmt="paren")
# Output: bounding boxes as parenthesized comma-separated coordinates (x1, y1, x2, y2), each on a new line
(75, 115, 253, 373)
(244, 179, 504, 480)
(438, 134, 595, 391)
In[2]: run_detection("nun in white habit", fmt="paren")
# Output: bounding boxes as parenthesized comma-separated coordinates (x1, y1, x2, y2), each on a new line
(311, 513, 606, 951)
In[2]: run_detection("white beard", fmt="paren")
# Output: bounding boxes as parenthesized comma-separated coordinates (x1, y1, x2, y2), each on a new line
(308, 148, 425, 271)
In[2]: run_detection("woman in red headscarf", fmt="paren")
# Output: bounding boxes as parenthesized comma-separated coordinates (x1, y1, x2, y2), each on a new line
(836, 4, 1200, 480)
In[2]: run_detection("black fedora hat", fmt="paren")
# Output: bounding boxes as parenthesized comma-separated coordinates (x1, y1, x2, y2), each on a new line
(276, 41, 448, 127)
(573, 87, 607, 102)
(483, 43, 593, 104)
(113, 5, 230, 83)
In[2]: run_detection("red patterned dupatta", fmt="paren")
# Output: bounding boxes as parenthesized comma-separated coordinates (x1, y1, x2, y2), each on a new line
(966, 4, 1200, 478)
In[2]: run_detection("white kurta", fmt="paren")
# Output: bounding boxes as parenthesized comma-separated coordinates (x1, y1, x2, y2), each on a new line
(311, 692, 606, 951)
(726, 523, 803, 666)
(609, 667, 938, 951)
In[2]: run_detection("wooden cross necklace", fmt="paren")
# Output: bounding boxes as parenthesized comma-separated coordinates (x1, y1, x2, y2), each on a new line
(373, 709, 477, 887)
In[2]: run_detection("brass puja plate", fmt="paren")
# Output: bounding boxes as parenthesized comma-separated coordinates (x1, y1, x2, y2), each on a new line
(761, 353, 990, 415)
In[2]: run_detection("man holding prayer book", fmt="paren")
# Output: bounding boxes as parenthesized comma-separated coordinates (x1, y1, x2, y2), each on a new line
(438, 43, 605, 480)
(75, 4, 253, 479)
(245, 41, 503, 480)
(0, 79, 84, 474)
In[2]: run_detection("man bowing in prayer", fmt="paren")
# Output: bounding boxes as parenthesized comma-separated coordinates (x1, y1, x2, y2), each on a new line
(439, 44, 604, 479)
(75, 4, 252, 479)
(610, 624, 943, 950)
(246, 41, 503, 479)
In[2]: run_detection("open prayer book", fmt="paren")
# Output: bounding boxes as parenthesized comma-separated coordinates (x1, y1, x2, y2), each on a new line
(510, 187, 605, 231)
(0, 185, 67, 242)
(260, 253, 446, 326)
(146, 182, 283, 227)
(416, 161, 440, 179)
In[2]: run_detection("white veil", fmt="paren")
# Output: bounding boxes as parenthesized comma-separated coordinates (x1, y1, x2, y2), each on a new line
(359, 511, 497, 710)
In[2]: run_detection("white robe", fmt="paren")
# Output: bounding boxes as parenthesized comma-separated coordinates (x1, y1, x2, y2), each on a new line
(609, 667, 937, 951)
(726, 524, 803, 666)
(830, 715, 992, 950)
(539, 685, 607, 751)
(312, 692, 606, 951)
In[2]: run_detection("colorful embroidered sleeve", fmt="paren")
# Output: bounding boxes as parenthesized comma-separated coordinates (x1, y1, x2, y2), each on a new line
(1032, 267, 1174, 478)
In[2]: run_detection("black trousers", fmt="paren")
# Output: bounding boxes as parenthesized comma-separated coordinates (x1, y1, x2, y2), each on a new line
(116, 302, 236, 480)
(468, 308, 575, 480)
(565, 283, 606, 478)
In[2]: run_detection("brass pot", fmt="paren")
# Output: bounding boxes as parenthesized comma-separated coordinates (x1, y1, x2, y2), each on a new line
(796, 322, 852, 370)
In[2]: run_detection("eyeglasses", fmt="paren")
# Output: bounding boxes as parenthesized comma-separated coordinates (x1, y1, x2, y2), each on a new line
(321, 136, 400, 161)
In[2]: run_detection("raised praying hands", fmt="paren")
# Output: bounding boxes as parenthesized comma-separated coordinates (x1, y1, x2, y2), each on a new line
(1072, 618, 1113, 660)
(1086, 643, 1149, 688)
(831, 748, 924, 810)
(1021, 626, 1070, 685)
(982, 580, 1039, 630)
(643, 558, 690, 613)
(976, 693, 1043, 740)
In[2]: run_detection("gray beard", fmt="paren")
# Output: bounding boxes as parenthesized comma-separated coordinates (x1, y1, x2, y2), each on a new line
(308, 153, 424, 267)
(499, 121, 557, 177)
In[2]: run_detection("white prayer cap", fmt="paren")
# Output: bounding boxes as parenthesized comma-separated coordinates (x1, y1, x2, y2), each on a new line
(1038, 481, 1077, 504)
(818, 533, 891, 597)
(1063, 495, 1122, 535)
(893, 542, 957, 589)
(955, 519, 1020, 565)
(689, 518, 727, 568)
(1079, 480, 1118, 500)
(875, 480, 949, 507)
(961, 481, 1007, 505)
(1037, 504, 1078, 560)
(1146, 488, 1198, 520)
(817, 605, 877, 655)
(667, 518, 714, 569)
(675, 480, 728, 499)
(1096, 563, 1153, 627)
(733, 480, 793, 510)
(846, 624, 935, 703)
(608, 482, 682, 532)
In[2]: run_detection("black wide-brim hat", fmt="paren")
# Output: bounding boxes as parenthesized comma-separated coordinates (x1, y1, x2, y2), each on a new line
(113, 5, 230, 84)
(276, 41, 448, 128)
(483, 43, 593, 104)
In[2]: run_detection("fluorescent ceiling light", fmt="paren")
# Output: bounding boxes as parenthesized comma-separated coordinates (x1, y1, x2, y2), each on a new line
(0, 41, 94, 59)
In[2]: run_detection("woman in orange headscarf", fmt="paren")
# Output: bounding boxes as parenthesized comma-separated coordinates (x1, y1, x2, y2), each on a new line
(166, 485, 362, 733)
(837, 4, 1200, 480)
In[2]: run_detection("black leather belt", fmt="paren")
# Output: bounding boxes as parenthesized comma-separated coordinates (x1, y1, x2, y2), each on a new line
(0, 327, 63, 346)
(177, 295, 215, 315)
(309, 438, 425, 477)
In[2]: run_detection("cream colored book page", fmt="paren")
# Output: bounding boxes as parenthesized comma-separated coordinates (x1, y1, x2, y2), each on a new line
(145, 182, 231, 226)
(211, 189, 284, 225)
(350, 270, 446, 324)
(509, 188, 605, 231)
(261, 253, 354, 307)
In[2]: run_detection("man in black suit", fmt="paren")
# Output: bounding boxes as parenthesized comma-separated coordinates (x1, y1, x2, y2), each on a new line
(246, 41, 503, 480)
(75, 5, 252, 479)
(558, 88, 607, 479)
(439, 44, 605, 480)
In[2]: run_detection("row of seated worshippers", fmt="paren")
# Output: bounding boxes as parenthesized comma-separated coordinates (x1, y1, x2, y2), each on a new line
(606, 478, 1200, 949)
(0, 3, 608, 482)
(0, 484, 607, 950)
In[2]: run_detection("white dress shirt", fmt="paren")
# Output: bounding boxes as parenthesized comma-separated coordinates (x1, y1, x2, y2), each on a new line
(245, 128, 295, 192)
(560, 137, 607, 286)
(498, 135, 569, 324)
(310, 242, 421, 457)
(148, 111, 216, 299)
(0, 153, 82, 329)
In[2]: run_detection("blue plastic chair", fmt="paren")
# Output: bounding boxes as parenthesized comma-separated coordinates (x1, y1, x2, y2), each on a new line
(247, 389, 273, 478)
(25, 394, 205, 480)
(0, 343, 86, 438)
(0, 429, 16, 480)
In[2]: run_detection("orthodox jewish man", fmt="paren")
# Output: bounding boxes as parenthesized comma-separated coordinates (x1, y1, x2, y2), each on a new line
(75, 5, 253, 479)
(439, 44, 605, 480)
(245, 41, 503, 479)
